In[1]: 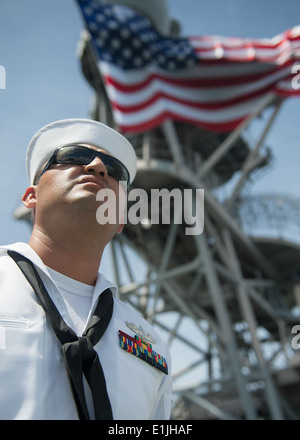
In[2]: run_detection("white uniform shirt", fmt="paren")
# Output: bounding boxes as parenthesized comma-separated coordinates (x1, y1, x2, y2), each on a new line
(0, 243, 172, 420)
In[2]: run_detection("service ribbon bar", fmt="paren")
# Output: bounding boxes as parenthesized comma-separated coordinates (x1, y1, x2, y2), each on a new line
(118, 330, 168, 375)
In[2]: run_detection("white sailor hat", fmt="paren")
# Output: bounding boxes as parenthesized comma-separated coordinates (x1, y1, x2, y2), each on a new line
(26, 118, 137, 185)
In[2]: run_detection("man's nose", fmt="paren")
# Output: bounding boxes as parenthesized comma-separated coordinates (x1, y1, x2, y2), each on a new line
(84, 156, 108, 179)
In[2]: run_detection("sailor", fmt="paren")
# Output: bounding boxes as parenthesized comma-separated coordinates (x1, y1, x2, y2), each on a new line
(0, 118, 172, 420)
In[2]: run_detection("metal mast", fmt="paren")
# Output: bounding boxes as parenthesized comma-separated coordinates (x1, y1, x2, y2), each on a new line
(77, 25, 300, 418)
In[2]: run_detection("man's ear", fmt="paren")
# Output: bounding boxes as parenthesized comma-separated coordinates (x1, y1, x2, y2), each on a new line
(22, 186, 37, 209)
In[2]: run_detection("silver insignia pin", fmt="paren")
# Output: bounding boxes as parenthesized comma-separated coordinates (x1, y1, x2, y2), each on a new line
(125, 321, 157, 344)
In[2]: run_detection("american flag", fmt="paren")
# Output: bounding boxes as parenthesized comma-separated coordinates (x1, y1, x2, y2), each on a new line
(76, 0, 300, 134)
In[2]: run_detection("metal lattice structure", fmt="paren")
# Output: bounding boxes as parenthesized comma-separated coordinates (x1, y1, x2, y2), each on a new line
(15, 2, 300, 420)
(77, 24, 300, 419)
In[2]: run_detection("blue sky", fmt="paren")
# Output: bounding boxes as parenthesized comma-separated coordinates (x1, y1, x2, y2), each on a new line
(0, 0, 299, 249)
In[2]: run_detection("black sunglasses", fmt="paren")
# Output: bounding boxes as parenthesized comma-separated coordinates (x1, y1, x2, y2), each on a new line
(38, 145, 130, 187)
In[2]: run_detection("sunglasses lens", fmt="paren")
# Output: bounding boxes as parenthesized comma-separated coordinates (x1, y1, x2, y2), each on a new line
(56, 146, 129, 185)
(56, 147, 92, 165)
(103, 155, 129, 183)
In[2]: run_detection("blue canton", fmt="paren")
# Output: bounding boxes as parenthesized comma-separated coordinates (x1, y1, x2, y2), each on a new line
(77, 0, 198, 71)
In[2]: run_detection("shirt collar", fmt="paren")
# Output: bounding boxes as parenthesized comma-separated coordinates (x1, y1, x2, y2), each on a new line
(0, 242, 118, 299)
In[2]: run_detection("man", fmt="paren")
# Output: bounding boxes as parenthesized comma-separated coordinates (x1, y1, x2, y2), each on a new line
(0, 118, 172, 420)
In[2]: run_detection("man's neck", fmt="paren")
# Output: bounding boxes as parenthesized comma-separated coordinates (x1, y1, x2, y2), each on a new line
(28, 227, 106, 286)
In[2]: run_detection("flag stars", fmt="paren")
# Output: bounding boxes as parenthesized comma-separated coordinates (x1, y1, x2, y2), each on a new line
(99, 29, 109, 40)
(80, 1, 199, 72)
(157, 54, 166, 64)
(102, 7, 113, 17)
(95, 37, 105, 47)
(130, 18, 149, 32)
(102, 52, 112, 62)
(132, 39, 142, 49)
(107, 20, 118, 30)
(140, 31, 157, 43)
(122, 48, 133, 59)
(120, 28, 131, 39)
(133, 57, 143, 67)
(142, 49, 151, 60)
(116, 59, 125, 68)
(95, 13, 105, 23)
(83, 6, 93, 16)
(166, 61, 176, 70)
(111, 38, 121, 50)
(87, 21, 99, 32)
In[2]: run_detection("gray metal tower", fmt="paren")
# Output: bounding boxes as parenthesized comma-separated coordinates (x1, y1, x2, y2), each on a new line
(78, 24, 300, 418)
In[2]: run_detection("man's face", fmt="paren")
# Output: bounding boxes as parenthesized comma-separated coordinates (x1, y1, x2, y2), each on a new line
(23, 144, 126, 235)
